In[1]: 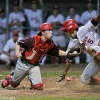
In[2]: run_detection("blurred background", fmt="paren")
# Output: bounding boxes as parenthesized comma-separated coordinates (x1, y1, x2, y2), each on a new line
(0, 0, 100, 68)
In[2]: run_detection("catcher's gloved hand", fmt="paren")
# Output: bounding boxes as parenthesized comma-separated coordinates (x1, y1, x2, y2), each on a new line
(69, 46, 81, 53)
(67, 47, 81, 58)
(57, 74, 65, 82)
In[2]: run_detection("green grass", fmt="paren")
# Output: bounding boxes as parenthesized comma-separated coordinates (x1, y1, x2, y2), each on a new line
(0, 96, 100, 100)
(16, 96, 100, 100)
(0, 71, 10, 79)
(0, 70, 81, 79)
(41, 71, 81, 77)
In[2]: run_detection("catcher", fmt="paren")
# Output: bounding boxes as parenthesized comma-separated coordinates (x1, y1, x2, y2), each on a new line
(58, 12, 100, 85)
(1, 23, 71, 90)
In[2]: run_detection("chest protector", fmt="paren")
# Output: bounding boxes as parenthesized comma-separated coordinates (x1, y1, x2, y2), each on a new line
(25, 36, 54, 64)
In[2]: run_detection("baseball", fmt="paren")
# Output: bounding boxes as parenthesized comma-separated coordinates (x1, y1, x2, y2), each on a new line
(73, 51, 78, 54)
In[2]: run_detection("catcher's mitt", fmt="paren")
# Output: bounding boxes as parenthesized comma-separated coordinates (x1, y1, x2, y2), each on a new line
(67, 46, 81, 58)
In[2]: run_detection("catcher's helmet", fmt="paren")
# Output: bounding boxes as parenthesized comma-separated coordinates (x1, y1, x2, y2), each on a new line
(61, 19, 78, 33)
(40, 23, 52, 31)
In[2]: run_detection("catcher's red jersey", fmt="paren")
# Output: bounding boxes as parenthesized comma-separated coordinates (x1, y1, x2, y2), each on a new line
(25, 35, 54, 64)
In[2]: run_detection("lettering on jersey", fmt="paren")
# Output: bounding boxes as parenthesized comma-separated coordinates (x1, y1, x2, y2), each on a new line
(81, 36, 93, 44)
(31, 17, 40, 24)
(87, 39, 93, 44)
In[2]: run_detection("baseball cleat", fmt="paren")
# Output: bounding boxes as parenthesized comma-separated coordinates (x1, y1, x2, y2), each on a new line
(65, 76, 75, 82)
(30, 82, 44, 90)
(1, 75, 11, 88)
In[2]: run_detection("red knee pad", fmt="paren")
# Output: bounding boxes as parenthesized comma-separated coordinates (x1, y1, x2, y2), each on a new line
(31, 82, 44, 90)
(9, 80, 20, 88)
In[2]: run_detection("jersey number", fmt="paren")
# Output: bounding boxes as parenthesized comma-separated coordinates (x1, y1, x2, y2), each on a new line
(81, 36, 93, 44)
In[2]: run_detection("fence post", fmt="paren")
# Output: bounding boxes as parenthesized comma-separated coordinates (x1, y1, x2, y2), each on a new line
(6, 0, 9, 42)
(97, 0, 100, 34)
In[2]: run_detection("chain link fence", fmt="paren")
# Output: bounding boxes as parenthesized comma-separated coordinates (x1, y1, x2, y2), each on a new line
(0, 0, 99, 42)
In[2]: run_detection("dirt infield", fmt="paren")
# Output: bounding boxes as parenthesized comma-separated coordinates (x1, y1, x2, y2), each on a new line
(0, 63, 100, 99)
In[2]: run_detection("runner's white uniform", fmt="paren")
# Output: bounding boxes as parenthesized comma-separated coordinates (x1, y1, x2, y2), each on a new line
(66, 20, 100, 84)
(80, 10, 97, 63)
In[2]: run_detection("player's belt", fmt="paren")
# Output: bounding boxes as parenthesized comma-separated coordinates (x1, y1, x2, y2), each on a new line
(20, 58, 38, 66)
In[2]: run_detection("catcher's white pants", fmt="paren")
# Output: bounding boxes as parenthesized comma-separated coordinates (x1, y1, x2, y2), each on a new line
(80, 58, 100, 84)
(12, 58, 42, 85)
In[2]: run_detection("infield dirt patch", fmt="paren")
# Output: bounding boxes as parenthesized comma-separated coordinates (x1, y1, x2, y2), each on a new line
(0, 63, 100, 98)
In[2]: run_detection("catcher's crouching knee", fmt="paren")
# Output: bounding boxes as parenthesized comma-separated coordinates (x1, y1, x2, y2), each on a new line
(80, 75, 91, 85)
(10, 81, 20, 88)
(30, 82, 44, 90)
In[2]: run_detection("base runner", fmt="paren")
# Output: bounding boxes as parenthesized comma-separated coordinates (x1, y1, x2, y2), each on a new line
(58, 13, 100, 85)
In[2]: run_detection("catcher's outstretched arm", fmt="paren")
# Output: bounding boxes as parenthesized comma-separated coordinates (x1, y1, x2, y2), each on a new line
(57, 63, 72, 82)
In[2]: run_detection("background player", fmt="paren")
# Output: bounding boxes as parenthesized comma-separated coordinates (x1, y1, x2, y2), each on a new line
(0, 30, 22, 69)
(1, 23, 69, 90)
(9, 0, 25, 38)
(46, 5, 67, 64)
(21, 0, 43, 36)
(0, 8, 6, 55)
(58, 13, 100, 85)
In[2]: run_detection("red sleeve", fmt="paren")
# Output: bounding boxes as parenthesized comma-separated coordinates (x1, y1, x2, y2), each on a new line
(47, 44, 59, 56)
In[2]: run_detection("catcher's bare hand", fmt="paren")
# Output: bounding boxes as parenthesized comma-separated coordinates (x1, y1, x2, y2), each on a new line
(57, 74, 65, 82)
